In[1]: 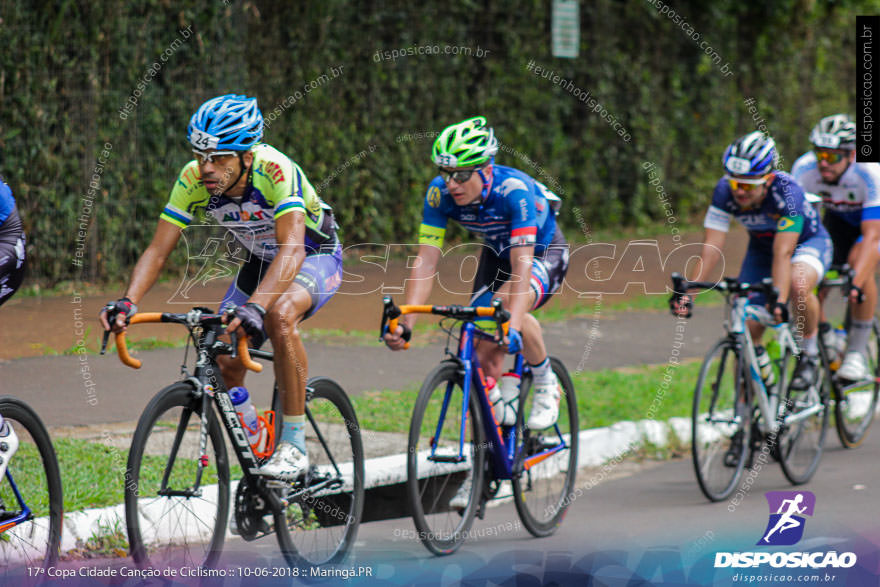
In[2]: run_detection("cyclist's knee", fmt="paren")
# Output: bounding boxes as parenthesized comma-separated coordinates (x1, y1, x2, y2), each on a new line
(265, 299, 306, 340)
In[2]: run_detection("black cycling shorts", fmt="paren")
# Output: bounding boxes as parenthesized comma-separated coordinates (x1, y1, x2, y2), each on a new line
(469, 226, 569, 310)
(0, 207, 26, 307)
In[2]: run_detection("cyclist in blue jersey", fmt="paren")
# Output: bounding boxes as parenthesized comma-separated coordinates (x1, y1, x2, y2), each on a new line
(792, 114, 880, 381)
(384, 117, 570, 431)
(673, 132, 833, 391)
(100, 95, 342, 482)
(0, 177, 24, 478)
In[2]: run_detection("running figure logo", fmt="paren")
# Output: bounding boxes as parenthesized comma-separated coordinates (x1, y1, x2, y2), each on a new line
(758, 491, 816, 546)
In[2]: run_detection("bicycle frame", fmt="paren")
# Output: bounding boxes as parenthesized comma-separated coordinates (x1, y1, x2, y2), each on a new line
(724, 296, 822, 435)
(111, 310, 344, 510)
(431, 321, 569, 481)
(0, 472, 33, 532)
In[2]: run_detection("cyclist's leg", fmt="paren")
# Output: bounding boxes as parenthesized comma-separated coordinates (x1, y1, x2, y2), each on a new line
(0, 224, 25, 474)
(738, 244, 771, 343)
(0, 219, 26, 308)
(820, 212, 859, 323)
(839, 236, 877, 378)
(260, 247, 342, 478)
(790, 235, 830, 388)
(847, 239, 878, 322)
(217, 256, 268, 389)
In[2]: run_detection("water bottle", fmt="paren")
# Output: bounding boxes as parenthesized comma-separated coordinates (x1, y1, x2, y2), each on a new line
(755, 346, 776, 389)
(486, 377, 505, 423)
(499, 372, 521, 426)
(229, 386, 261, 447)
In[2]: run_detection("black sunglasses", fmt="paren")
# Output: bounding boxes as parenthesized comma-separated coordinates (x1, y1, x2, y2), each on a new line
(438, 166, 483, 184)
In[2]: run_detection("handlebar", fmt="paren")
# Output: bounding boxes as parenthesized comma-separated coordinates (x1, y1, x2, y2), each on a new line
(670, 272, 780, 308)
(101, 310, 262, 373)
(380, 296, 511, 350)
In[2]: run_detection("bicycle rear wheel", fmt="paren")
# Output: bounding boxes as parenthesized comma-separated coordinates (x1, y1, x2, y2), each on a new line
(407, 361, 485, 556)
(834, 319, 880, 448)
(125, 383, 230, 569)
(778, 360, 830, 485)
(692, 339, 750, 502)
(0, 397, 62, 576)
(274, 377, 365, 567)
(512, 357, 578, 537)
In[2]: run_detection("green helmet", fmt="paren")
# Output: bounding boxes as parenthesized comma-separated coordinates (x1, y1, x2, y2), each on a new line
(432, 116, 498, 167)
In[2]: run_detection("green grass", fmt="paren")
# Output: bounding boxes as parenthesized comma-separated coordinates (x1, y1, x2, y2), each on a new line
(348, 359, 701, 435)
(4, 437, 242, 516)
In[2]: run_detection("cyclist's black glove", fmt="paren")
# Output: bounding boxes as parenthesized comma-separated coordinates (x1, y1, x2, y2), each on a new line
(234, 302, 267, 348)
(849, 285, 865, 304)
(668, 294, 692, 318)
(772, 301, 790, 323)
(399, 323, 412, 343)
(103, 297, 138, 327)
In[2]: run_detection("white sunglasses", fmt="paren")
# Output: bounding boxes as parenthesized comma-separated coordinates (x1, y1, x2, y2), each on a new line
(192, 149, 239, 163)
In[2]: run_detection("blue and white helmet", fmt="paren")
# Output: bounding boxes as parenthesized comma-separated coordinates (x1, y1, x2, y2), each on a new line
(722, 131, 778, 176)
(187, 94, 263, 151)
(810, 114, 856, 151)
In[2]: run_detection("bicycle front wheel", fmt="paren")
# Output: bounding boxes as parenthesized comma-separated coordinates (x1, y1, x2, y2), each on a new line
(512, 357, 579, 537)
(407, 361, 486, 556)
(692, 339, 751, 502)
(125, 383, 230, 569)
(274, 377, 365, 567)
(834, 319, 880, 448)
(0, 397, 62, 576)
(778, 363, 830, 485)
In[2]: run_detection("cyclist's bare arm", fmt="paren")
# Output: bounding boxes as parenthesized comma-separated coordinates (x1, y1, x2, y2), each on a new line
(507, 244, 535, 332)
(100, 219, 182, 332)
(672, 228, 726, 317)
(853, 219, 880, 292)
(384, 244, 440, 349)
(226, 211, 305, 334)
(689, 228, 727, 282)
(771, 230, 798, 306)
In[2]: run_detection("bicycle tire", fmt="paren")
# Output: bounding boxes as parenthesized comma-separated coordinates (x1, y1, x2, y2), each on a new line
(407, 361, 486, 556)
(512, 357, 579, 537)
(274, 376, 365, 566)
(691, 339, 751, 502)
(778, 353, 830, 485)
(834, 319, 880, 448)
(0, 397, 62, 575)
(125, 382, 230, 569)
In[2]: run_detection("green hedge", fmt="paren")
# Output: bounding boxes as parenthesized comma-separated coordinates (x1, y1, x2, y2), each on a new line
(0, 0, 866, 284)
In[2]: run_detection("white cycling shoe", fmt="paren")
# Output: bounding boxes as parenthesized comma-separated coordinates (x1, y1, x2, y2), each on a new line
(258, 442, 308, 481)
(837, 351, 870, 382)
(527, 377, 560, 430)
(0, 420, 18, 480)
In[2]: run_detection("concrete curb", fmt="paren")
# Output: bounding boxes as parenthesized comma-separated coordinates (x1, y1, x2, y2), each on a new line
(46, 415, 691, 555)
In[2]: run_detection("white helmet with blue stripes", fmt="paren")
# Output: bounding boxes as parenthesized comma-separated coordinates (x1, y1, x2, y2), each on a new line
(722, 131, 778, 177)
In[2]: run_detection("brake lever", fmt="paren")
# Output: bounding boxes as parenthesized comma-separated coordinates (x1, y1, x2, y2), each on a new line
(100, 329, 111, 355)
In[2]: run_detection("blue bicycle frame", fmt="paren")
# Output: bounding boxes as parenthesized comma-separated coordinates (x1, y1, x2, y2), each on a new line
(430, 321, 570, 480)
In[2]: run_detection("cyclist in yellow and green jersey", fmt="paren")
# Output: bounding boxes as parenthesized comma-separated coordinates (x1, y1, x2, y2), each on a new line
(100, 95, 342, 481)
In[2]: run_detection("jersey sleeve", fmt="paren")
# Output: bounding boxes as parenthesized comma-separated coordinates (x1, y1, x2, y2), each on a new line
(856, 163, 880, 222)
(704, 179, 732, 232)
(502, 177, 537, 247)
(160, 161, 208, 228)
(775, 174, 806, 233)
(418, 179, 448, 247)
